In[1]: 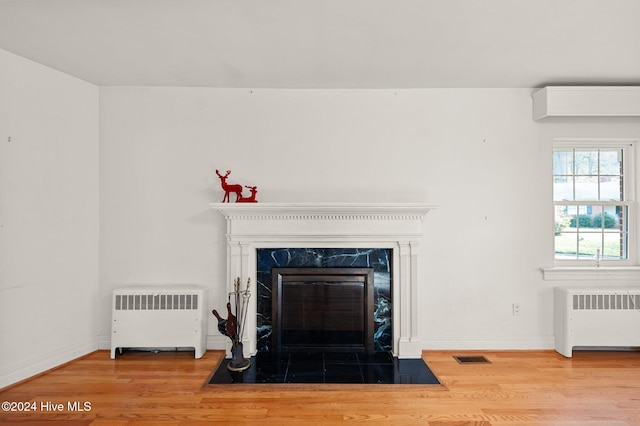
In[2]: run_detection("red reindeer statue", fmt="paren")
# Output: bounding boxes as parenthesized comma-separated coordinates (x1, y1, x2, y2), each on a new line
(215, 169, 243, 203)
(237, 185, 258, 203)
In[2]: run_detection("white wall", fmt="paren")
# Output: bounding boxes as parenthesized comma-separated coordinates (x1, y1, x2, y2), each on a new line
(2, 65, 637, 387)
(0, 50, 100, 388)
(99, 87, 595, 351)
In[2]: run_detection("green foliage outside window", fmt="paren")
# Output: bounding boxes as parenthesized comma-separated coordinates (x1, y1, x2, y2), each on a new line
(568, 212, 618, 229)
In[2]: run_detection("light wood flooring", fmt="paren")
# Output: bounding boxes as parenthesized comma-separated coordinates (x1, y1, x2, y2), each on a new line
(1, 349, 639, 425)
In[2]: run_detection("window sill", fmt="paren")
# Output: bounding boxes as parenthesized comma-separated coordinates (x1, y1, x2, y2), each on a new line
(541, 266, 640, 281)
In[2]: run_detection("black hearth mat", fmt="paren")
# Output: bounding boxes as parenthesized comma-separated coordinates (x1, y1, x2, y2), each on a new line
(208, 351, 440, 384)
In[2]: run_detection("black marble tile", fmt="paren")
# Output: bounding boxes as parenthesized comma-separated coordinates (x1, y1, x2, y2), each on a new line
(324, 363, 364, 384)
(208, 351, 439, 385)
(323, 352, 360, 364)
(395, 359, 441, 384)
(286, 352, 324, 381)
(360, 351, 395, 364)
(360, 362, 395, 384)
(289, 351, 325, 362)
(252, 352, 289, 383)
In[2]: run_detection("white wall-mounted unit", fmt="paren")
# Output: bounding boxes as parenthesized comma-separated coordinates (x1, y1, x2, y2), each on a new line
(111, 285, 208, 359)
(532, 86, 640, 120)
(554, 286, 640, 357)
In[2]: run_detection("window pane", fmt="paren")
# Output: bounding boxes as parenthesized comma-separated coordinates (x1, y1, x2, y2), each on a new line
(575, 205, 592, 228)
(603, 207, 627, 261)
(574, 176, 598, 200)
(591, 208, 603, 229)
(553, 150, 573, 175)
(599, 206, 621, 229)
(578, 232, 601, 258)
(603, 233, 624, 259)
(555, 231, 577, 259)
(600, 176, 622, 201)
(554, 205, 571, 234)
(575, 150, 599, 176)
(599, 149, 622, 175)
(553, 176, 573, 201)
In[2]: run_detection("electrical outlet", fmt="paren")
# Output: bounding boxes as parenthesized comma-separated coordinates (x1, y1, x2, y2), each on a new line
(512, 303, 521, 316)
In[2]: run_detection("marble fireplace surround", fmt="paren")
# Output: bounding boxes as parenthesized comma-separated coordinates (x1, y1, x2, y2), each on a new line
(210, 203, 437, 359)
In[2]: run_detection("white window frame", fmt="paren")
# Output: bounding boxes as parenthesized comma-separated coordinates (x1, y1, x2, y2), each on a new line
(552, 138, 637, 267)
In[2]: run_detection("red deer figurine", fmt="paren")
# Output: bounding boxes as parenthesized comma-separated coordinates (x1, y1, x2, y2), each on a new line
(237, 185, 258, 203)
(215, 169, 243, 203)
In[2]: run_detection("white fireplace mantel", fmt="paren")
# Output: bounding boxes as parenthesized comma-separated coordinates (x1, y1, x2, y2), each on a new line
(210, 202, 437, 358)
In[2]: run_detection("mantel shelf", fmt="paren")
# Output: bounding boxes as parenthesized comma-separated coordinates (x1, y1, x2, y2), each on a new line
(210, 202, 438, 219)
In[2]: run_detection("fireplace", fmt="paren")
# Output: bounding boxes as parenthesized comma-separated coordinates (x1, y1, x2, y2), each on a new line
(211, 203, 436, 358)
(256, 248, 392, 354)
(272, 267, 375, 354)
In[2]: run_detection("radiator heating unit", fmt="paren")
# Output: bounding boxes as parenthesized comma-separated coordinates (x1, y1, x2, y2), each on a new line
(554, 286, 640, 357)
(111, 285, 208, 359)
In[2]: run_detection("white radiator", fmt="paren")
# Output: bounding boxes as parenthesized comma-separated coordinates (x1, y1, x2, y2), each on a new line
(111, 285, 208, 359)
(554, 286, 640, 357)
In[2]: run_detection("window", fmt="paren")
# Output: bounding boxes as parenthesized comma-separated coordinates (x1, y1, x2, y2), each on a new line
(553, 140, 635, 263)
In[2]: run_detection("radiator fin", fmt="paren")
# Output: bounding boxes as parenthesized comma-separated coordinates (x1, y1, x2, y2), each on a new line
(114, 293, 199, 310)
(572, 293, 640, 310)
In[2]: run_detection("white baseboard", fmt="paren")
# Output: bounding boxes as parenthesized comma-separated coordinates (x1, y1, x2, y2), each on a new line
(0, 337, 101, 390)
(97, 334, 111, 350)
(397, 338, 425, 358)
(208, 335, 234, 358)
(100, 334, 231, 358)
(423, 337, 555, 351)
(207, 335, 230, 349)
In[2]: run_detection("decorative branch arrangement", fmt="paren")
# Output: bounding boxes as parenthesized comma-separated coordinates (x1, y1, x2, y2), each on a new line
(212, 277, 252, 372)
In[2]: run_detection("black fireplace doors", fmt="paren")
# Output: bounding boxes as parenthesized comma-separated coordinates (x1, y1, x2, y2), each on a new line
(271, 268, 375, 355)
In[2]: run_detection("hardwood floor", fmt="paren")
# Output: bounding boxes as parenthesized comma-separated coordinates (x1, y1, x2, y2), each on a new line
(1, 349, 639, 425)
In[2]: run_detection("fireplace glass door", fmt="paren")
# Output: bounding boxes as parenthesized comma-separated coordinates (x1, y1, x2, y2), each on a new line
(272, 268, 374, 354)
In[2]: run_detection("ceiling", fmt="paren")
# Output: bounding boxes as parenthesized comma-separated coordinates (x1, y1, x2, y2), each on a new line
(0, 0, 639, 88)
